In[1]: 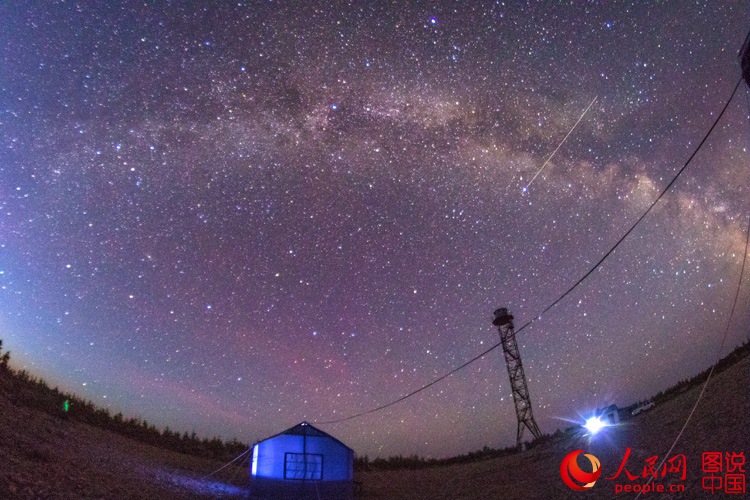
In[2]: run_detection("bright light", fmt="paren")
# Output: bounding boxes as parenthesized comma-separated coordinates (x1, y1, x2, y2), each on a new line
(584, 416, 606, 435)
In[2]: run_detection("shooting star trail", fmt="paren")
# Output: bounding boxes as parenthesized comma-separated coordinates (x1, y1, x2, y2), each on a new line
(523, 95, 598, 192)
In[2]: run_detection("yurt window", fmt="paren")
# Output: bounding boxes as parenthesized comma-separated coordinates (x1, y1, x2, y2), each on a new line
(284, 452, 323, 480)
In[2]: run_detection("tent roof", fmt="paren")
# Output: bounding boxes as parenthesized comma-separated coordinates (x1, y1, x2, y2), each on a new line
(257, 421, 353, 452)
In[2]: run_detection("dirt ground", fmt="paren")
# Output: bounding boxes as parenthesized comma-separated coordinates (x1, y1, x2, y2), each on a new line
(0, 386, 248, 499)
(356, 355, 750, 499)
(1, 354, 747, 499)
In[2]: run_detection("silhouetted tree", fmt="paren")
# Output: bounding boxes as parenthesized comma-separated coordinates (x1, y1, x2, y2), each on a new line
(0, 339, 10, 369)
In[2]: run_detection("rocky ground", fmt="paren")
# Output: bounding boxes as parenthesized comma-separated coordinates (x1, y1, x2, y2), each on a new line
(1, 353, 747, 498)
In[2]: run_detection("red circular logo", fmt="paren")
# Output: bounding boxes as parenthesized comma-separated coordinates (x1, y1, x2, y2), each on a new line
(560, 450, 602, 490)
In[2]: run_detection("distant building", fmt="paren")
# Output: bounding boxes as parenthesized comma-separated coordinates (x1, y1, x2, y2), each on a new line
(249, 421, 354, 500)
(599, 404, 620, 425)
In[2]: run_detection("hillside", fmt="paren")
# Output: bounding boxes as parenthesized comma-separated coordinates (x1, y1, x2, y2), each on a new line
(1, 344, 748, 498)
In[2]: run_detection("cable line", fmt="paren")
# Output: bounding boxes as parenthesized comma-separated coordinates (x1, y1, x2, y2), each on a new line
(200, 447, 252, 481)
(637, 46, 750, 497)
(315, 75, 743, 426)
(635, 213, 750, 500)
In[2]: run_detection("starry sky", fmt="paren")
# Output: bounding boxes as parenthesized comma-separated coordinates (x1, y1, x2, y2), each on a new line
(1, 2, 749, 459)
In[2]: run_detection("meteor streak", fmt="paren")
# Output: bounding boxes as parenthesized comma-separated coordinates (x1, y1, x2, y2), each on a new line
(523, 96, 598, 192)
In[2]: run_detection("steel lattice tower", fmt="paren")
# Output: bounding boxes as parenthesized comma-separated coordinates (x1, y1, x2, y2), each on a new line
(493, 307, 542, 447)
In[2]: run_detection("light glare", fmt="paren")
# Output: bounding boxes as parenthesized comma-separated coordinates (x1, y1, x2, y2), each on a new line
(584, 416, 606, 435)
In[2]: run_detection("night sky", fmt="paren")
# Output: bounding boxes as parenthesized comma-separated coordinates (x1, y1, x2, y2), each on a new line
(2, 2, 749, 459)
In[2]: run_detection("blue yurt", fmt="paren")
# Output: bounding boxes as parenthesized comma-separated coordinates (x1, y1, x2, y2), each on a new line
(249, 421, 354, 500)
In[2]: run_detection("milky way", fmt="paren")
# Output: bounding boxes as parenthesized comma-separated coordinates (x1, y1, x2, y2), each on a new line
(1, 2, 749, 458)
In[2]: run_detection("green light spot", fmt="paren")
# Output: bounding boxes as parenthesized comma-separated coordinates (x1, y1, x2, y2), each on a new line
(63, 400, 70, 412)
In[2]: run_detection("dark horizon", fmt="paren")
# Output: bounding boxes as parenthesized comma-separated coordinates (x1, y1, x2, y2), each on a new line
(3, 336, 749, 464)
